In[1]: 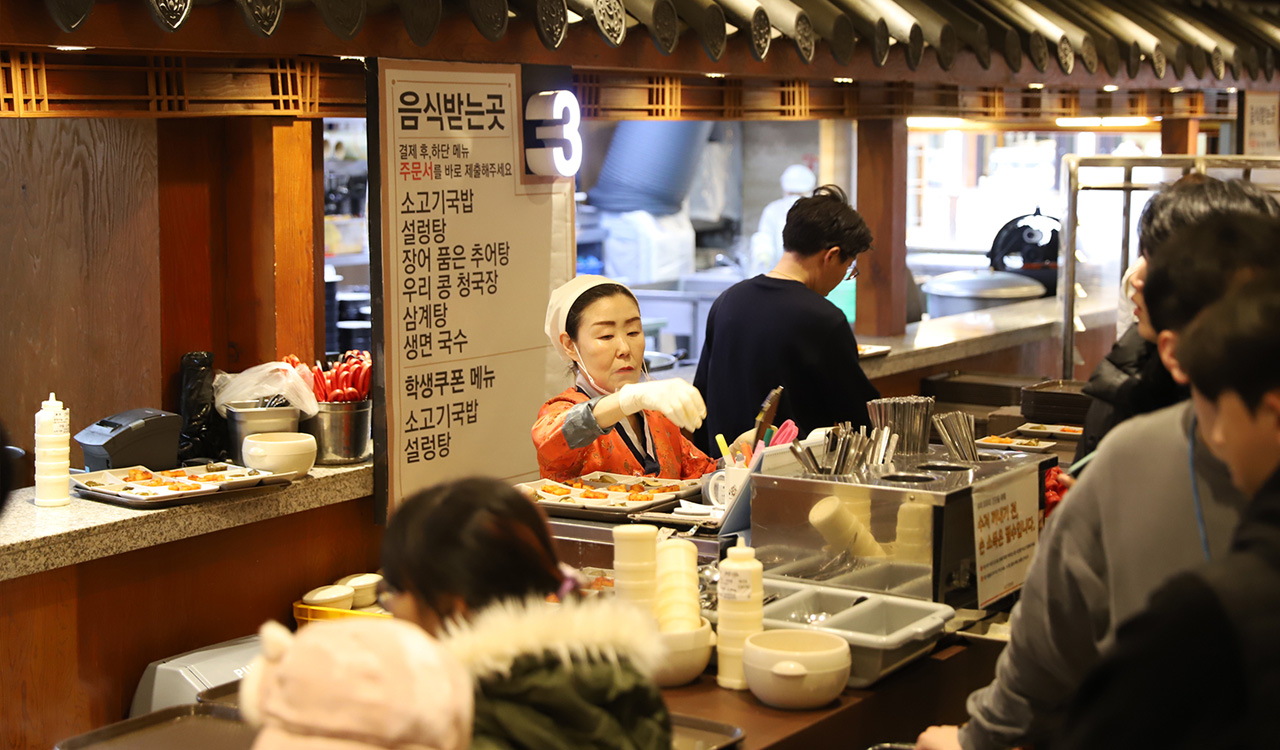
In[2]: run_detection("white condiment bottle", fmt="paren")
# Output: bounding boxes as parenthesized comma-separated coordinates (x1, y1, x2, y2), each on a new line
(34, 392, 71, 507)
(716, 537, 763, 690)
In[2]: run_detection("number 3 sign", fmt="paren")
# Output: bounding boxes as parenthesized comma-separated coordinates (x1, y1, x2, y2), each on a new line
(525, 90, 582, 177)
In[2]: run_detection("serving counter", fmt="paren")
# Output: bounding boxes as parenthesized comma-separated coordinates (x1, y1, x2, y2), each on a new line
(663, 638, 1003, 749)
(0, 466, 382, 750)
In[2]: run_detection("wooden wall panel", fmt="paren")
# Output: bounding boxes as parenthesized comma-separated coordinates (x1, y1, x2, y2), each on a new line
(0, 498, 384, 750)
(0, 119, 161, 474)
(158, 119, 229, 411)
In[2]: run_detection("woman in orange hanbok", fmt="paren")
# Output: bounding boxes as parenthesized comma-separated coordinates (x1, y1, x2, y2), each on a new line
(533, 275, 718, 482)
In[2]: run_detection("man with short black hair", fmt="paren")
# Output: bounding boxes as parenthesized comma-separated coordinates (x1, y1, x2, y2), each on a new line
(1057, 276, 1280, 750)
(917, 212, 1280, 750)
(693, 185, 879, 450)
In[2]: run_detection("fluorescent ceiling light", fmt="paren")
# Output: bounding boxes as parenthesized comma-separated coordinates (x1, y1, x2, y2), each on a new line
(1168, 86, 1185, 93)
(1103, 84, 1119, 92)
(1028, 82, 1045, 90)
(1228, 87, 1239, 94)
(1055, 116, 1151, 128)
(833, 77, 854, 84)
(907, 117, 970, 129)
(1101, 116, 1151, 127)
(705, 72, 726, 78)
(52, 45, 92, 51)
(1056, 117, 1102, 127)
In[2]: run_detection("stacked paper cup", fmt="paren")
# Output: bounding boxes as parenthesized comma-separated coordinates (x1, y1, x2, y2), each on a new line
(715, 538, 763, 690)
(895, 501, 933, 564)
(612, 525, 659, 616)
(809, 495, 886, 558)
(655, 539, 701, 633)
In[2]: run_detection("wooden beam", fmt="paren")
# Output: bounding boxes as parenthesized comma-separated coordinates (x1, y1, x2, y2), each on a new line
(1161, 118, 1201, 155)
(855, 118, 908, 337)
(0, 1, 1266, 92)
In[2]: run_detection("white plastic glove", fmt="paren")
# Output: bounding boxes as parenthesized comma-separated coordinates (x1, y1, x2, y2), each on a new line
(617, 380, 707, 432)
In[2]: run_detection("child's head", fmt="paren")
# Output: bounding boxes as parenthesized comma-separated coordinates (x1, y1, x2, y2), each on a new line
(1144, 212, 1280, 383)
(1179, 277, 1280, 497)
(241, 618, 473, 750)
(380, 477, 564, 634)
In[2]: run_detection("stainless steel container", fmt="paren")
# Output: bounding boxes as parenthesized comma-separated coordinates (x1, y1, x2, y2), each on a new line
(301, 401, 372, 464)
(921, 270, 1046, 318)
(225, 401, 300, 465)
(751, 446, 1054, 609)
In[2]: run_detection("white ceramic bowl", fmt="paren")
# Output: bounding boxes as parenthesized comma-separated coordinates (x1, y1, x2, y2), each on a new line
(242, 432, 317, 477)
(302, 584, 355, 610)
(337, 573, 383, 608)
(653, 617, 715, 687)
(743, 629, 851, 710)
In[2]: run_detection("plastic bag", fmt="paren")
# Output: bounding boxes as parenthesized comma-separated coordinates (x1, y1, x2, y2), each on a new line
(214, 361, 320, 419)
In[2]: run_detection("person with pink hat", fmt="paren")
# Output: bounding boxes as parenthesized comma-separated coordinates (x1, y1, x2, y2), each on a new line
(533, 275, 717, 482)
(240, 617, 473, 750)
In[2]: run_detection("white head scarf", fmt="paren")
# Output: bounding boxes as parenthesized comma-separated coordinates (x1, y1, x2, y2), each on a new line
(544, 275, 629, 365)
(781, 164, 817, 194)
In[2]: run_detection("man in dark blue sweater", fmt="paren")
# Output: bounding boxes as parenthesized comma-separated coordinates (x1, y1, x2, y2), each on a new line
(693, 185, 879, 452)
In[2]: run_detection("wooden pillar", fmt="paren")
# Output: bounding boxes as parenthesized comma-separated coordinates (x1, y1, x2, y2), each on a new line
(158, 120, 229, 411)
(225, 118, 322, 369)
(1161, 118, 1200, 155)
(855, 118, 908, 337)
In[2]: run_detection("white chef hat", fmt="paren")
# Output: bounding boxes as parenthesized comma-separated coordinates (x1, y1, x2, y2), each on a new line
(544, 274, 631, 364)
(781, 164, 817, 194)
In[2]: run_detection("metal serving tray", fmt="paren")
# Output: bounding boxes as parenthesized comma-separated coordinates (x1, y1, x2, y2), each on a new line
(55, 704, 256, 750)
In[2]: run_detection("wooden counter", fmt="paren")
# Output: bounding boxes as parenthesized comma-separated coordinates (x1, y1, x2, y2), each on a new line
(664, 639, 1003, 750)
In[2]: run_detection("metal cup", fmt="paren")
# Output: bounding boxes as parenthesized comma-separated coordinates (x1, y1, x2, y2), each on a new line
(301, 401, 372, 465)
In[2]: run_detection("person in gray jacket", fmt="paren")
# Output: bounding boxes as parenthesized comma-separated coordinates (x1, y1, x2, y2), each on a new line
(916, 211, 1280, 750)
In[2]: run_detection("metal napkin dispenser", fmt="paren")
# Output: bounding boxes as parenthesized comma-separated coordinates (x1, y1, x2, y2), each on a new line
(75, 408, 182, 472)
(751, 447, 1055, 610)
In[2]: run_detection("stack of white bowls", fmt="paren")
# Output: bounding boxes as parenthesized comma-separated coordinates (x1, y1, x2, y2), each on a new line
(895, 501, 933, 564)
(612, 525, 659, 616)
(655, 539, 700, 633)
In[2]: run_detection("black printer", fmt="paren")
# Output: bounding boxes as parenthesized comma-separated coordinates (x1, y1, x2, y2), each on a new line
(74, 408, 182, 471)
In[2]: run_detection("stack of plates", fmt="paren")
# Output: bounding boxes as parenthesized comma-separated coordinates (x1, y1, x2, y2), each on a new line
(1021, 380, 1090, 425)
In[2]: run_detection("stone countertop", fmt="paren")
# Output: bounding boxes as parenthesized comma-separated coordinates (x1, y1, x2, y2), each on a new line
(655, 295, 1116, 383)
(0, 464, 373, 583)
(857, 294, 1116, 380)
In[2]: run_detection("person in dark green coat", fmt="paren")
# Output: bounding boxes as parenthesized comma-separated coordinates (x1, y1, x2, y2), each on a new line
(380, 478, 671, 750)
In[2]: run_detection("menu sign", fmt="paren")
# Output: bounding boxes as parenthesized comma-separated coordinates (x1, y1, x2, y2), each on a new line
(372, 60, 575, 510)
(971, 468, 1039, 607)
(1244, 92, 1280, 156)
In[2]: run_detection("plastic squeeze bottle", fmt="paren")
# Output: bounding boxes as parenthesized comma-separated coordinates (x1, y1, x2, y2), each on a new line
(34, 393, 71, 507)
(716, 537, 763, 690)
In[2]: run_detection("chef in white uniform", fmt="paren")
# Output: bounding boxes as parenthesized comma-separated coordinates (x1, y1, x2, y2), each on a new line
(749, 164, 817, 275)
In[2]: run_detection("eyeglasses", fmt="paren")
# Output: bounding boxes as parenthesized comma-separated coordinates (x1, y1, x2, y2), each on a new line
(844, 259, 860, 281)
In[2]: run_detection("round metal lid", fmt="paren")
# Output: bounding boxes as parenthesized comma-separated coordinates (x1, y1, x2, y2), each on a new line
(921, 270, 1047, 300)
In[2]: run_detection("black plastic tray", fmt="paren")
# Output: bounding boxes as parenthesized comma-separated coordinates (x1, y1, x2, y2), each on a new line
(55, 704, 256, 750)
(671, 714, 745, 750)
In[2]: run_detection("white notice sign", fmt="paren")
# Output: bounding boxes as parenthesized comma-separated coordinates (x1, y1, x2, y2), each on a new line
(1244, 92, 1280, 156)
(971, 468, 1040, 607)
(376, 60, 575, 508)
